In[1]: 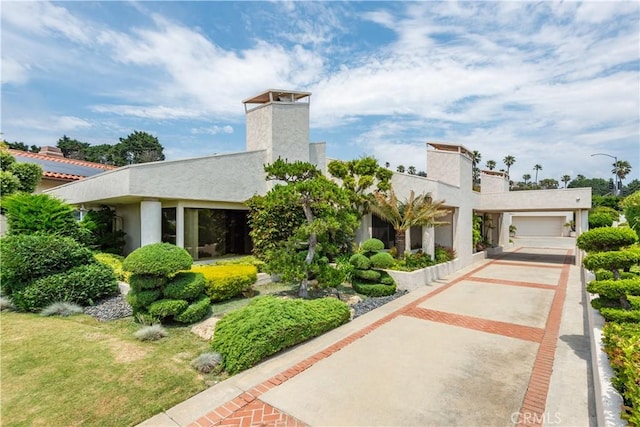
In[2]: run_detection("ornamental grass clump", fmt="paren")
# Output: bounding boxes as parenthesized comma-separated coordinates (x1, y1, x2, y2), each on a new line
(40, 302, 83, 317)
(134, 324, 168, 341)
(191, 352, 223, 374)
(123, 243, 210, 324)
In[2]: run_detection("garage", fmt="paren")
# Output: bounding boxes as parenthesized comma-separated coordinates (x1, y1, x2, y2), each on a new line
(511, 216, 565, 237)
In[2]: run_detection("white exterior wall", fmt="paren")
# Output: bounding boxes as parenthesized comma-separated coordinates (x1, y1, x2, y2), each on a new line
(45, 168, 133, 205)
(309, 142, 327, 173)
(116, 203, 141, 254)
(477, 188, 591, 212)
(480, 172, 510, 194)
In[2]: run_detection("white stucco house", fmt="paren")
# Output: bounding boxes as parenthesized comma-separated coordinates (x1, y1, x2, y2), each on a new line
(45, 89, 592, 269)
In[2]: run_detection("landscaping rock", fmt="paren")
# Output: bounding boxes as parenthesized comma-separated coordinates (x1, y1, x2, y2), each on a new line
(351, 291, 408, 319)
(191, 315, 222, 340)
(346, 295, 363, 306)
(83, 294, 133, 321)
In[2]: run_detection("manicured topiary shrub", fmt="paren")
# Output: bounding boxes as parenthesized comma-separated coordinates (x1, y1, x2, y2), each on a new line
(12, 263, 118, 311)
(589, 212, 614, 229)
(175, 296, 211, 324)
(190, 264, 257, 302)
(123, 243, 193, 276)
(212, 296, 350, 374)
(577, 227, 638, 252)
(586, 278, 640, 299)
(370, 252, 395, 269)
(594, 270, 638, 281)
(349, 239, 396, 297)
(163, 272, 206, 300)
(0, 234, 93, 294)
(349, 253, 371, 270)
(129, 274, 168, 291)
(148, 299, 189, 318)
(360, 238, 385, 253)
(126, 289, 162, 311)
(583, 251, 640, 278)
(122, 243, 209, 324)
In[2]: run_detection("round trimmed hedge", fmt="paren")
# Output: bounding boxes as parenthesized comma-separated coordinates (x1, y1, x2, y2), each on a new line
(349, 253, 371, 270)
(123, 243, 193, 277)
(129, 274, 168, 292)
(360, 238, 385, 252)
(352, 281, 397, 297)
(174, 296, 211, 323)
(577, 227, 638, 253)
(370, 252, 394, 269)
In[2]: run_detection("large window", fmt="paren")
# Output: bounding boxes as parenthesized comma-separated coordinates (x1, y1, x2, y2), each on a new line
(371, 214, 396, 249)
(161, 208, 176, 245)
(184, 208, 252, 260)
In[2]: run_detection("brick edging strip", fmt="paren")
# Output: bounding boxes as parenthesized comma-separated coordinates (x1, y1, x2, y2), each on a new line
(517, 250, 572, 426)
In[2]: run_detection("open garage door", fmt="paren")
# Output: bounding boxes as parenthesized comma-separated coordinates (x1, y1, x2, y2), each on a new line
(512, 216, 565, 237)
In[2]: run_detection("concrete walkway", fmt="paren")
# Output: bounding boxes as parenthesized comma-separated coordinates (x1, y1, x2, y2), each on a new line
(139, 238, 595, 427)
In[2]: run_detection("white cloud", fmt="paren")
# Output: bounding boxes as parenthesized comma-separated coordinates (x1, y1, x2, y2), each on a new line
(91, 104, 203, 120)
(191, 125, 234, 135)
(8, 115, 91, 132)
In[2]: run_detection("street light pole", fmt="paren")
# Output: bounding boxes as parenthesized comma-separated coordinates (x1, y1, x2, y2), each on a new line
(591, 153, 619, 196)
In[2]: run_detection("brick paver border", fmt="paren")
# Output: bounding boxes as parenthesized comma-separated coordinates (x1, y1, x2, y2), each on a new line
(189, 247, 573, 427)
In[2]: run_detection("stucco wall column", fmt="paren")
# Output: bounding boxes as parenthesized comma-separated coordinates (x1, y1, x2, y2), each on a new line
(423, 226, 435, 257)
(140, 200, 162, 247)
(176, 203, 185, 248)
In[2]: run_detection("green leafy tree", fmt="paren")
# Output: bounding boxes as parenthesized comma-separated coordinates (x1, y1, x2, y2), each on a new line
(407, 166, 416, 175)
(327, 156, 392, 217)
(626, 179, 640, 195)
(112, 131, 164, 166)
(568, 176, 610, 196)
(258, 159, 358, 297)
(503, 155, 516, 176)
(486, 160, 496, 170)
(539, 178, 559, 189)
(0, 145, 42, 194)
(396, 165, 405, 173)
(6, 142, 40, 152)
(2, 193, 89, 243)
(533, 164, 543, 184)
(561, 175, 571, 188)
(370, 188, 448, 258)
(57, 135, 91, 159)
(621, 191, 640, 235)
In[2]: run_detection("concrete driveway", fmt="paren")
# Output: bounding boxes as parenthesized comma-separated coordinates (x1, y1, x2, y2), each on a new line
(140, 237, 595, 427)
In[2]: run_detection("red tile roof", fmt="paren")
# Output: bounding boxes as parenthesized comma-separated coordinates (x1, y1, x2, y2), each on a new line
(9, 149, 118, 181)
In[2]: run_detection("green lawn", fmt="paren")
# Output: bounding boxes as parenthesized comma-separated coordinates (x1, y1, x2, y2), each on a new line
(0, 312, 223, 427)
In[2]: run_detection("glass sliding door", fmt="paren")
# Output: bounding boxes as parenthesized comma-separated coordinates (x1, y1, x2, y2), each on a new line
(183, 208, 252, 260)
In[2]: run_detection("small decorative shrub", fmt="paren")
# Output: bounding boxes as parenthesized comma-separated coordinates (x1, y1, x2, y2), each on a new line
(163, 272, 206, 300)
(40, 302, 83, 317)
(599, 308, 640, 323)
(174, 296, 211, 324)
(621, 191, 640, 235)
(94, 253, 130, 282)
(349, 253, 371, 270)
(190, 264, 257, 302)
(370, 252, 395, 269)
(586, 278, 640, 299)
(0, 234, 93, 294)
(134, 324, 168, 341)
(191, 352, 223, 374)
(360, 238, 385, 253)
(148, 299, 189, 318)
(12, 263, 118, 312)
(602, 322, 640, 425)
(212, 296, 350, 374)
(435, 245, 456, 263)
(128, 274, 168, 292)
(583, 251, 640, 277)
(213, 256, 266, 272)
(123, 243, 193, 276)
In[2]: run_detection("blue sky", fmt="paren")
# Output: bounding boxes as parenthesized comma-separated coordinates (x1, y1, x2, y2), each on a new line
(2, 1, 639, 184)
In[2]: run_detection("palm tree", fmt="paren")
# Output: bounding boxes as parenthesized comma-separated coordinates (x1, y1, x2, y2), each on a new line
(612, 160, 632, 186)
(522, 173, 531, 184)
(371, 188, 448, 258)
(533, 164, 543, 184)
(471, 151, 482, 184)
(503, 155, 516, 176)
(408, 166, 416, 175)
(561, 175, 571, 188)
(396, 165, 405, 173)
(486, 160, 496, 170)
